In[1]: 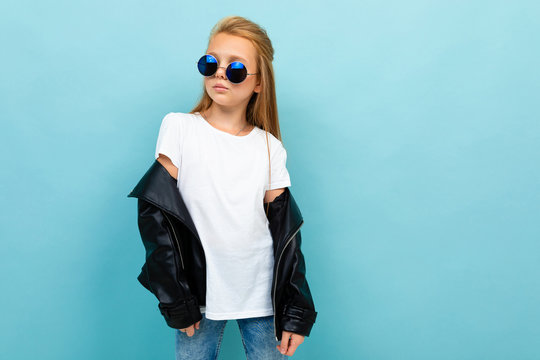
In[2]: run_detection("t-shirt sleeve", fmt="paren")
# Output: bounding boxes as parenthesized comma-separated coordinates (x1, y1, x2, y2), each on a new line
(265, 141, 292, 191)
(154, 112, 183, 169)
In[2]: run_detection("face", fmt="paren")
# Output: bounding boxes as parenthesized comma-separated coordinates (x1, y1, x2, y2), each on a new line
(203, 32, 261, 107)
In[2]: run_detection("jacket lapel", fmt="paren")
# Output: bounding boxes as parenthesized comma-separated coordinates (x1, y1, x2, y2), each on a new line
(127, 160, 201, 242)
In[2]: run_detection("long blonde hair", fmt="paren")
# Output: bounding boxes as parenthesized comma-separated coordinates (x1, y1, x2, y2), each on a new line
(190, 16, 284, 215)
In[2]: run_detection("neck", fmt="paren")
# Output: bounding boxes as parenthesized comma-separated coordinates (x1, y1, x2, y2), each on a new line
(203, 105, 252, 134)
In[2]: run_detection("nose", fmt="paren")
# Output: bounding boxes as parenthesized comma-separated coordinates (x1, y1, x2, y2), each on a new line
(214, 66, 227, 80)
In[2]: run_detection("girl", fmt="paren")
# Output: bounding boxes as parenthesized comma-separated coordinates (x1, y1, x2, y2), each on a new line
(131, 15, 317, 359)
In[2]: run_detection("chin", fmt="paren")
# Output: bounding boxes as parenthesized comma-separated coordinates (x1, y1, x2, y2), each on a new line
(209, 97, 233, 107)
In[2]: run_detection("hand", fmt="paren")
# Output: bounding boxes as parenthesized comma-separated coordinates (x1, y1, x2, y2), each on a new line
(277, 331, 304, 356)
(178, 320, 201, 337)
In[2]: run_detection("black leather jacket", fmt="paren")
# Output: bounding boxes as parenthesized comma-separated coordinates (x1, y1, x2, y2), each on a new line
(127, 160, 318, 341)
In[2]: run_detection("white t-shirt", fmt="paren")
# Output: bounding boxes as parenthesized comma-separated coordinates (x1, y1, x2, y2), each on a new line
(154, 111, 291, 320)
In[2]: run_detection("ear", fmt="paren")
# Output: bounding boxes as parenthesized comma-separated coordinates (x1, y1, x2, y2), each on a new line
(254, 82, 261, 93)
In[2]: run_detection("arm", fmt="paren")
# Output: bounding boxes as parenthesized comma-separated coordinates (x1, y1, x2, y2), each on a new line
(280, 229, 318, 336)
(137, 198, 202, 329)
(264, 188, 318, 337)
(264, 187, 285, 203)
(157, 153, 178, 180)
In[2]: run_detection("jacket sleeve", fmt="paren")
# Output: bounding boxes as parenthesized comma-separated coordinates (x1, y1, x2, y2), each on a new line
(136, 198, 202, 329)
(280, 229, 318, 337)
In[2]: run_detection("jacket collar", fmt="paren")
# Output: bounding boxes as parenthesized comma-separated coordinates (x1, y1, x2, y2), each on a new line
(127, 159, 304, 245)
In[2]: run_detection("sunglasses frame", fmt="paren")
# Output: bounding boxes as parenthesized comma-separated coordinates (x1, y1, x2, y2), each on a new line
(196, 54, 258, 84)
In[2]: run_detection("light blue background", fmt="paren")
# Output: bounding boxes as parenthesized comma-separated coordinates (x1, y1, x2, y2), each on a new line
(1, 0, 539, 359)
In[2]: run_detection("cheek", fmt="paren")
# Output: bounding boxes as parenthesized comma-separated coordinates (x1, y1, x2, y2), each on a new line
(236, 79, 257, 94)
(234, 87, 255, 98)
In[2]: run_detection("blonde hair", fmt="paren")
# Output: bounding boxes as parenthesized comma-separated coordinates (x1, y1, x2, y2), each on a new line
(190, 16, 285, 215)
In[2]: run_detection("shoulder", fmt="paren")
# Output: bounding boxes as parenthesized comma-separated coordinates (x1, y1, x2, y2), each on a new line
(255, 128, 286, 153)
(157, 112, 197, 136)
(160, 111, 194, 125)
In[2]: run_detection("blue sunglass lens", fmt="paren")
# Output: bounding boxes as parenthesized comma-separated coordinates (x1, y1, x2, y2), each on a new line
(197, 55, 218, 76)
(226, 61, 247, 83)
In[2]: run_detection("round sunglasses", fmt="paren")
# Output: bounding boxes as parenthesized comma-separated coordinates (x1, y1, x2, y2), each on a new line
(196, 54, 258, 84)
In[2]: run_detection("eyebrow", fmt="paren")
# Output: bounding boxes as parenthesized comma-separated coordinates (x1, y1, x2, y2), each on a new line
(207, 51, 248, 63)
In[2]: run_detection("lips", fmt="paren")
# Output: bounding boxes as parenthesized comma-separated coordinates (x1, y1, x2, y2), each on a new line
(213, 84, 228, 89)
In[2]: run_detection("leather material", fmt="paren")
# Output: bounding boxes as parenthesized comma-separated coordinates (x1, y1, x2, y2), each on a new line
(264, 186, 318, 340)
(128, 160, 317, 340)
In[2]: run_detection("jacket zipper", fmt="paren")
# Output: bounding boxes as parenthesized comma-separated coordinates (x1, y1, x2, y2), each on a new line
(272, 220, 304, 341)
(162, 210, 185, 270)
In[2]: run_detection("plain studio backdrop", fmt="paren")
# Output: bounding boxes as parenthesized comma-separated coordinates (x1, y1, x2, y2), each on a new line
(1, 1, 539, 359)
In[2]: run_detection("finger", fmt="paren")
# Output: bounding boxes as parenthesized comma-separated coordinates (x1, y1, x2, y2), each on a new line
(279, 331, 292, 354)
(292, 334, 304, 345)
(285, 335, 303, 356)
(188, 325, 195, 337)
(278, 339, 290, 355)
(196, 321, 200, 330)
(181, 326, 191, 336)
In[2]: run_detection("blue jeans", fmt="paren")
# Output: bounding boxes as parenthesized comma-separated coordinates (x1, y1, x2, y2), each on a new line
(175, 312, 287, 359)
